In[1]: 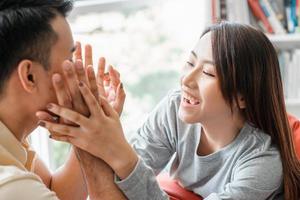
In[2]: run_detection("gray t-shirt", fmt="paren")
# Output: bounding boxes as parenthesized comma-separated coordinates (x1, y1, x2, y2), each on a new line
(116, 90, 283, 200)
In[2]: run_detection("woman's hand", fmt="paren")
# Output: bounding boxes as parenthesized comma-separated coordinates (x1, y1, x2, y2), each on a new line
(38, 81, 138, 179)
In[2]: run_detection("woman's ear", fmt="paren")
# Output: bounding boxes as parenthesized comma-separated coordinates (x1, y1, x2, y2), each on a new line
(237, 94, 246, 109)
(17, 60, 37, 93)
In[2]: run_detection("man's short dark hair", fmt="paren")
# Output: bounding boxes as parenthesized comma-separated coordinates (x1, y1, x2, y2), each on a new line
(0, 0, 73, 94)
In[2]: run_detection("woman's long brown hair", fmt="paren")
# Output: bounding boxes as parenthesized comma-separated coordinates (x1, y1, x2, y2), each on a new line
(202, 22, 300, 199)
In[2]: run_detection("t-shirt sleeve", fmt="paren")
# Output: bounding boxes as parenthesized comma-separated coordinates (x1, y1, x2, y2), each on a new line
(115, 157, 169, 200)
(129, 91, 179, 174)
(0, 174, 59, 200)
(205, 150, 283, 200)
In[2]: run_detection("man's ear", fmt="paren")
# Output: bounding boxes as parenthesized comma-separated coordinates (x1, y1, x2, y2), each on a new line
(17, 60, 37, 93)
(237, 94, 246, 109)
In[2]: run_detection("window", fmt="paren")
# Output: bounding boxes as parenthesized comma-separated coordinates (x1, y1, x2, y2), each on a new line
(30, 0, 208, 170)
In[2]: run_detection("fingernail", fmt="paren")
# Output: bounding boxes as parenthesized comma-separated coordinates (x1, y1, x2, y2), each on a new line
(79, 81, 84, 87)
(63, 62, 72, 71)
(75, 60, 83, 69)
(46, 103, 53, 110)
(52, 74, 61, 83)
(38, 121, 45, 127)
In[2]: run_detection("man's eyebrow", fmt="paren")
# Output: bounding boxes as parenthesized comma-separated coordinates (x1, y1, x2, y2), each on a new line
(70, 46, 76, 53)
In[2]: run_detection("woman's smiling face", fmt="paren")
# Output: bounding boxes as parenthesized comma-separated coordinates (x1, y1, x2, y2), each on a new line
(179, 32, 233, 124)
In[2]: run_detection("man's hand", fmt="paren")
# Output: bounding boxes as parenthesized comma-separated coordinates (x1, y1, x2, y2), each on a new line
(37, 42, 127, 199)
(74, 41, 125, 115)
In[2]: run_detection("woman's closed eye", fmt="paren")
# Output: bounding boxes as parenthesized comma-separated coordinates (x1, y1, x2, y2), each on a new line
(203, 70, 215, 77)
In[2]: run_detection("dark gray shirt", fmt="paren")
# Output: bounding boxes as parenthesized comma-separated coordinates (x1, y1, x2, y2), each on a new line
(116, 90, 283, 200)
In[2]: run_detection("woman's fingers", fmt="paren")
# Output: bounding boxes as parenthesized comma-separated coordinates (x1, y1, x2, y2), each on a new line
(46, 103, 88, 126)
(78, 82, 104, 117)
(99, 95, 118, 118)
(86, 65, 98, 98)
(109, 65, 120, 90)
(49, 134, 73, 143)
(84, 44, 93, 68)
(38, 120, 79, 137)
(36, 111, 58, 123)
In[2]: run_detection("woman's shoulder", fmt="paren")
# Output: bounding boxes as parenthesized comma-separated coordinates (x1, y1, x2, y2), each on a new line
(236, 123, 282, 170)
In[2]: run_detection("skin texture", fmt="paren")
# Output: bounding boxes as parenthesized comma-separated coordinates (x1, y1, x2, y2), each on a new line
(37, 32, 246, 182)
(36, 40, 127, 199)
(0, 12, 126, 199)
(179, 33, 246, 155)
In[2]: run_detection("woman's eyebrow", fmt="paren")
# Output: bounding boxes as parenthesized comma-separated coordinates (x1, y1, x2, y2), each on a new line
(191, 51, 197, 58)
(202, 59, 215, 65)
(191, 51, 215, 65)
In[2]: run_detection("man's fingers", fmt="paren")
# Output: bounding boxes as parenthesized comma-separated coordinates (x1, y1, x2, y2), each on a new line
(84, 44, 93, 68)
(62, 61, 89, 116)
(113, 83, 126, 116)
(63, 61, 81, 99)
(52, 73, 72, 108)
(74, 41, 82, 61)
(87, 65, 98, 98)
(75, 60, 88, 85)
(97, 57, 105, 79)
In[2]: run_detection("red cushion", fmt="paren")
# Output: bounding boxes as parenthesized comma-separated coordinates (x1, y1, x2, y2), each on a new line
(288, 114, 300, 158)
(157, 173, 203, 200)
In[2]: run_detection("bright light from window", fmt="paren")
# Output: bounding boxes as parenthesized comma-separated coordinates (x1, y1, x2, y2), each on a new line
(31, 0, 208, 170)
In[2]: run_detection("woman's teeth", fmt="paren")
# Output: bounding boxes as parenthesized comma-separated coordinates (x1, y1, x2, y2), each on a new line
(184, 97, 200, 105)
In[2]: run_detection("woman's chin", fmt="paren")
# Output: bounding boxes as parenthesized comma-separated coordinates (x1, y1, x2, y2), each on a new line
(178, 109, 200, 124)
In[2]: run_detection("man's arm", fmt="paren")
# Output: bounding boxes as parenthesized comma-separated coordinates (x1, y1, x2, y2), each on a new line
(33, 149, 87, 200)
(75, 148, 127, 200)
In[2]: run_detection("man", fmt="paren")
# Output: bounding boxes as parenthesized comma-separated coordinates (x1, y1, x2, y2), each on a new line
(0, 0, 125, 199)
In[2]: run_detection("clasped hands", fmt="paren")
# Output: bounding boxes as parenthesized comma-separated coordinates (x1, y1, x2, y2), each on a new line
(36, 42, 138, 180)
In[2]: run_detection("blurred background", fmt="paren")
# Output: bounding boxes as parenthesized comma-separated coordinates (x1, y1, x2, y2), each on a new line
(30, 0, 300, 171)
(30, 0, 208, 170)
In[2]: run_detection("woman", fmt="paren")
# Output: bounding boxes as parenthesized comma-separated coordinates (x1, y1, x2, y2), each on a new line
(38, 22, 300, 199)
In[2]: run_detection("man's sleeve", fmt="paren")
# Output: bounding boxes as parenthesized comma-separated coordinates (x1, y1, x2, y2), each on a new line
(0, 174, 59, 200)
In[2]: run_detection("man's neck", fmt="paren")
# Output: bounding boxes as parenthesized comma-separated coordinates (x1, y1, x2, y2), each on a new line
(0, 100, 32, 142)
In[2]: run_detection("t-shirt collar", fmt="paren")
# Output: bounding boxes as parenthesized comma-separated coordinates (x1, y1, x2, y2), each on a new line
(0, 121, 27, 166)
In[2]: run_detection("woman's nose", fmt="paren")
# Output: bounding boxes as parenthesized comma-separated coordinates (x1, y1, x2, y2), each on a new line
(181, 68, 198, 88)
